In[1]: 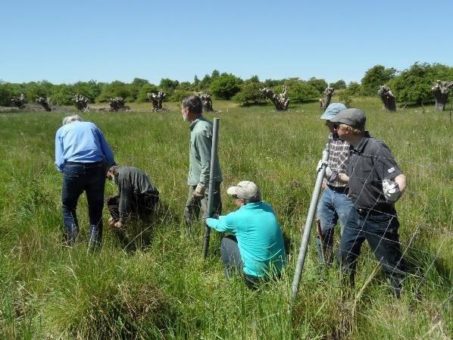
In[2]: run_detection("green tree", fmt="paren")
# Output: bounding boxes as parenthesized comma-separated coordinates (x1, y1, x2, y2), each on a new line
(130, 78, 150, 102)
(346, 82, 362, 96)
(330, 80, 347, 90)
(136, 83, 158, 103)
(307, 77, 327, 94)
(211, 70, 220, 79)
(98, 81, 131, 102)
(0, 83, 14, 106)
(51, 84, 74, 105)
(198, 74, 212, 91)
(0, 82, 28, 106)
(264, 79, 284, 87)
(361, 65, 396, 96)
(171, 89, 193, 103)
(232, 81, 266, 106)
(284, 79, 319, 103)
(209, 74, 242, 100)
(193, 75, 200, 90)
(25, 81, 54, 102)
(247, 75, 260, 83)
(388, 62, 453, 105)
(73, 81, 102, 103)
(159, 78, 179, 96)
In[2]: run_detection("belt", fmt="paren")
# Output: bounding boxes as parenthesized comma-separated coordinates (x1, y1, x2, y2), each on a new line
(327, 185, 348, 193)
(66, 161, 105, 168)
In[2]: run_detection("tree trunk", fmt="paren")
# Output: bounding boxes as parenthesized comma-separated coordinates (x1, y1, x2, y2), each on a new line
(431, 81, 452, 112)
(378, 85, 396, 112)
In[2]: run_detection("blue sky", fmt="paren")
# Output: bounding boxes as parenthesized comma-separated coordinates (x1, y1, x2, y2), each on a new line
(1, 0, 452, 85)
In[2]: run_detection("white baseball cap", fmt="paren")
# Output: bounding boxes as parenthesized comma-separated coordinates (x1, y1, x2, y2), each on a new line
(227, 181, 260, 200)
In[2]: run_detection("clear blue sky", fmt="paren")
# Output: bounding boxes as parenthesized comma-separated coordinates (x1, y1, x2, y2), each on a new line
(1, 0, 452, 85)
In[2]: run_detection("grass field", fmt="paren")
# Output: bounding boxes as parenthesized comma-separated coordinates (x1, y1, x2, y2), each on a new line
(0, 98, 451, 339)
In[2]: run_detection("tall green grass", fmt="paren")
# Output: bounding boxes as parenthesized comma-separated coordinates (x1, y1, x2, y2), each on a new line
(0, 99, 451, 338)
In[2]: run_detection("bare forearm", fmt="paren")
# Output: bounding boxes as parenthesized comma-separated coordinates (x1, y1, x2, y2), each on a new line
(394, 174, 406, 193)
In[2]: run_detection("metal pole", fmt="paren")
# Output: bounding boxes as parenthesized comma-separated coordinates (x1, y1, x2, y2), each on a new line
(291, 148, 328, 302)
(203, 118, 220, 258)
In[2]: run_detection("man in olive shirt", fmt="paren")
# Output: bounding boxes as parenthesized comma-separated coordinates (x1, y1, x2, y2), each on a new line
(106, 165, 159, 229)
(181, 95, 222, 228)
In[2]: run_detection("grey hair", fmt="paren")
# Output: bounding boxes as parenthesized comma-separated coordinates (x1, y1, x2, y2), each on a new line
(181, 95, 203, 115)
(62, 114, 82, 125)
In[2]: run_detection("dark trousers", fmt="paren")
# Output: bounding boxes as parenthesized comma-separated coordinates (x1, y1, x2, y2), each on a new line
(184, 182, 222, 226)
(107, 192, 159, 222)
(339, 208, 406, 296)
(61, 162, 106, 245)
(221, 235, 261, 289)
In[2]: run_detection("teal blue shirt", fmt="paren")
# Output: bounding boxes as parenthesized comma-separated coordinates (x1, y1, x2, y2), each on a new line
(206, 202, 286, 277)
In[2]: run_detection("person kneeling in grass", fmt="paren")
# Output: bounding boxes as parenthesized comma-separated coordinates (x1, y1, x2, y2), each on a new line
(106, 166, 159, 247)
(206, 181, 286, 288)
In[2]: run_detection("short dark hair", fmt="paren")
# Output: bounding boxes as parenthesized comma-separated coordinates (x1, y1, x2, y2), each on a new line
(181, 95, 203, 115)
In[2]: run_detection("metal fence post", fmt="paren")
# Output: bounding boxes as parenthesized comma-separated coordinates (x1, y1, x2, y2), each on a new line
(203, 118, 220, 258)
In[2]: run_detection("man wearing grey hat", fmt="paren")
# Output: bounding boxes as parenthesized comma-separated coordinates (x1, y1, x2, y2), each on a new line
(316, 103, 355, 265)
(206, 181, 286, 288)
(331, 108, 407, 297)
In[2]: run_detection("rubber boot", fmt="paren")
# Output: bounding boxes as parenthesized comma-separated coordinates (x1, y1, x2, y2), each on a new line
(87, 225, 102, 252)
(64, 223, 79, 246)
(316, 233, 334, 265)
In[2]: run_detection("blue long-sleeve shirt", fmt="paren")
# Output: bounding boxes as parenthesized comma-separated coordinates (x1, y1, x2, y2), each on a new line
(55, 121, 115, 171)
(206, 202, 286, 277)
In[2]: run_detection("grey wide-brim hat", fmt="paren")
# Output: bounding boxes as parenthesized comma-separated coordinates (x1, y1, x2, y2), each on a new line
(330, 108, 366, 130)
(320, 103, 347, 120)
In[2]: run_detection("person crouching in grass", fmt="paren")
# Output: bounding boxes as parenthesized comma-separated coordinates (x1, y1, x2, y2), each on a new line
(206, 181, 286, 289)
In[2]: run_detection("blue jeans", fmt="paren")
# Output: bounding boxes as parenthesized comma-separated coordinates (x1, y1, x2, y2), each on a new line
(316, 186, 355, 264)
(61, 162, 106, 246)
(339, 208, 406, 296)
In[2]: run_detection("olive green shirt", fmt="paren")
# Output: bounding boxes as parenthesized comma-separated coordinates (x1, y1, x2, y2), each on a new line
(188, 117, 222, 186)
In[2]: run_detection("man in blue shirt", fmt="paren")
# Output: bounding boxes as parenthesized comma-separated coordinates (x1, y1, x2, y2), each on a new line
(206, 181, 286, 288)
(55, 114, 116, 250)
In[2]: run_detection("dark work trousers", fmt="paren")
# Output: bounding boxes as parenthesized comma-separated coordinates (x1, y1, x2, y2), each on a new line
(339, 208, 406, 296)
(61, 162, 106, 246)
(221, 235, 261, 289)
(107, 192, 159, 223)
(184, 182, 222, 227)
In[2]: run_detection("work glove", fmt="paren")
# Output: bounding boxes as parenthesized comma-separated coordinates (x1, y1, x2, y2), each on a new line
(326, 168, 340, 183)
(317, 160, 335, 179)
(382, 178, 401, 203)
(193, 183, 206, 198)
(325, 166, 333, 179)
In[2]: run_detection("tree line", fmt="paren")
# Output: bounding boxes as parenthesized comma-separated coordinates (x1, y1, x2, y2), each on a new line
(0, 62, 452, 107)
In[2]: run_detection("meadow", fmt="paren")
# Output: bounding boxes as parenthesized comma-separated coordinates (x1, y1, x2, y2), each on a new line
(0, 98, 451, 339)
